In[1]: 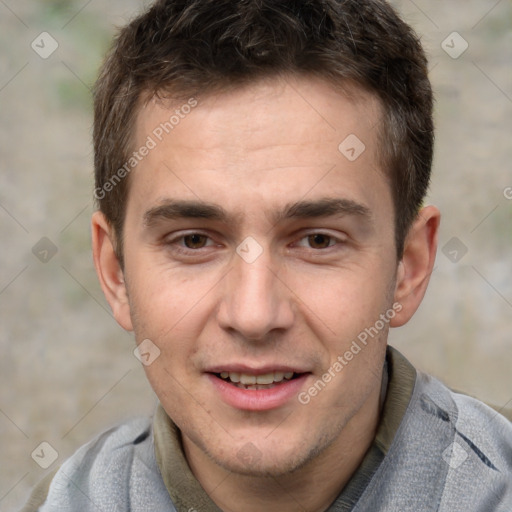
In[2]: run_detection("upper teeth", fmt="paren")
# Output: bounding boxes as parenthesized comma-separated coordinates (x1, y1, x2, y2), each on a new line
(219, 371, 294, 384)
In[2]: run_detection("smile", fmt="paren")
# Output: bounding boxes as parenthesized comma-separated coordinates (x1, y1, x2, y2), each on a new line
(216, 371, 297, 390)
(208, 370, 310, 411)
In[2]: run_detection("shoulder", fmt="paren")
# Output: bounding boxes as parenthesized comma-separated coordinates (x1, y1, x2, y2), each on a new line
(448, 389, 512, 472)
(22, 416, 175, 512)
(415, 371, 512, 461)
(363, 349, 512, 511)
(414, 371, 512, 510)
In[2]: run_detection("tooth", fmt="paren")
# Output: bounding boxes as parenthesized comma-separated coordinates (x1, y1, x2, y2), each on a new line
(273, 371, 284, 382)
(283, 372, 294, 379)
(229, 372, 241, 383)
(220, 372, 229, 379)
(255, 372, 274, 385)
(239, 374, 257, 385)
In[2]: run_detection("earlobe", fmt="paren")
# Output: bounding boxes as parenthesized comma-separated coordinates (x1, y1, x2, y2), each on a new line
(91, 211, 133, 331)
(390, 205, 440, 327)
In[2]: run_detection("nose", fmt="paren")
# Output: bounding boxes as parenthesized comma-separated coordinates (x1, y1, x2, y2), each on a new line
(216, 246, 294, 341)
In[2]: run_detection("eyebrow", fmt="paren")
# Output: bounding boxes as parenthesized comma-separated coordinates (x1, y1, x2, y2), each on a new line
(278, 197, 371, 223)
(143, 197, 371, 227)
(143, 200, 230, 227)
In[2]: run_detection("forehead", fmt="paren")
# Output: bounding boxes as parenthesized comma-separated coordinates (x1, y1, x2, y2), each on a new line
(127, 75, 388, 222)
(136, 76, 381, 154)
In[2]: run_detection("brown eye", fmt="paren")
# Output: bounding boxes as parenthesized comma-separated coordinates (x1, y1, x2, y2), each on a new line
(183, 234, 209, 249)
(307, 234, 332, 249)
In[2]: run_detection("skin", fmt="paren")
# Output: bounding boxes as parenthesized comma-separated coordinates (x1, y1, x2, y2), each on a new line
(92, 74, 439, 512)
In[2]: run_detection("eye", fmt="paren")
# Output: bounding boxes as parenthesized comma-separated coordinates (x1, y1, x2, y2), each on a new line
(163, 231, 222, 262)
(180, 233, 211, 249)
(296, 233, 339, 249)
(182, 233, 211, 249)
(306, 234, 334, 249)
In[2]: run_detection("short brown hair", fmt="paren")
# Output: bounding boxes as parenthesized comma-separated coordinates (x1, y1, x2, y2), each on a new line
(93, 0, 433, 263)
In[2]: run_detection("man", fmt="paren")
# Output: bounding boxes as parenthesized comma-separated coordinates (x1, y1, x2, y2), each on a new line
(23, 0, 512, 510)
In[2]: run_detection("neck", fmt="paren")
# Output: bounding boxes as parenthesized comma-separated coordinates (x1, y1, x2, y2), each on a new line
(183, 383, 382, 512)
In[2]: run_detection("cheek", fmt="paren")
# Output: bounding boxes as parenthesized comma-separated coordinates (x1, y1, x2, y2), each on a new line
(125, 277, 211, 396)
(126, 253, 214, 332)
(132, 295, 211, 413)
(285, 261, 395, 347)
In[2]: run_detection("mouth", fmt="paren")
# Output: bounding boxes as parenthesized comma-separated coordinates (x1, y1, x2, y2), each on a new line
(214, 370, 299, 390)
(206, 368, 310, 411)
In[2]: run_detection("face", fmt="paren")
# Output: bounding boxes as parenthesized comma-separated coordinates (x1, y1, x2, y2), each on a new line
(100, 76, 404, 475)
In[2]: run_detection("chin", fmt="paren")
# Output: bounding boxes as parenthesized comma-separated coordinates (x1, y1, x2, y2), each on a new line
(203, 433, 330, 478)
(216, 452, 306, 478)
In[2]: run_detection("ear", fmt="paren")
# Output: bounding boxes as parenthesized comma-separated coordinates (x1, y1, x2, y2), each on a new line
(390, 205, 440, 327)
(91, 211, 133, 331)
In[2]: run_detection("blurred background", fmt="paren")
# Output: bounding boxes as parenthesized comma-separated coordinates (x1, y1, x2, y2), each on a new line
(0, 0, 511, 509)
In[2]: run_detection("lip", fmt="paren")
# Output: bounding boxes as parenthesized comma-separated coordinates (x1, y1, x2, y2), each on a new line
(207, 372, 310, 411)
